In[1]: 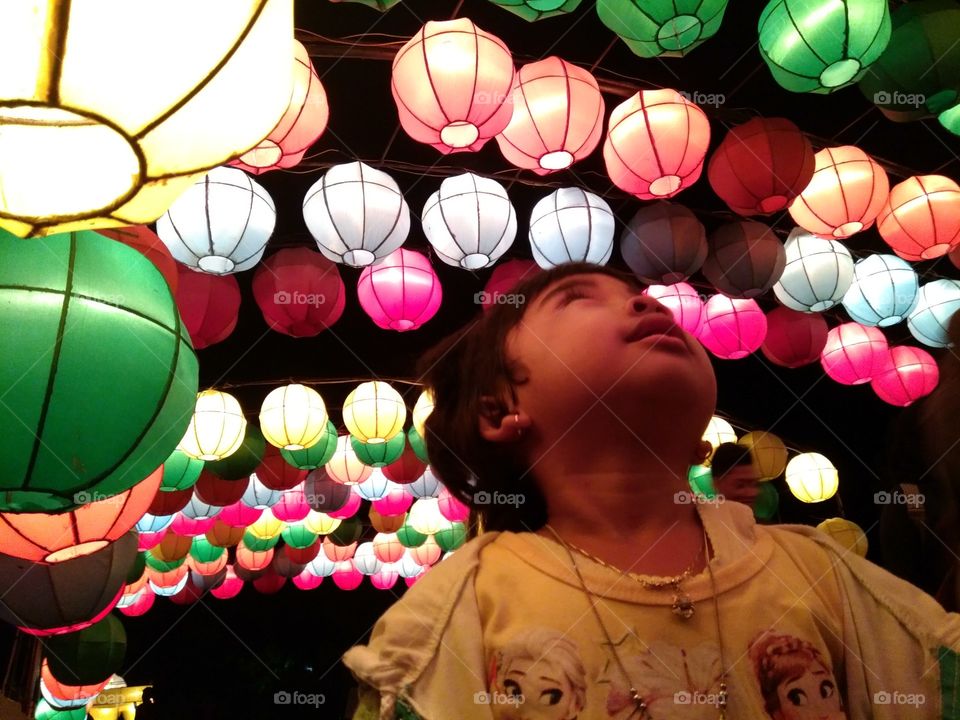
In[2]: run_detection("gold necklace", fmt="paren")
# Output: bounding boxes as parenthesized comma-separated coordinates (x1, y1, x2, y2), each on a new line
(544, 524, 729, 720)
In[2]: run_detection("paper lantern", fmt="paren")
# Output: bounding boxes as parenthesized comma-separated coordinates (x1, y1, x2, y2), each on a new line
(34, 700, 87, 720)
(487, 0, 582, 21)
(597, 0, 728, 57)
(210, 567, 244, 599)
(392, 19, 515, 154)
(841, 254, 919, 327)
(383, 444, 427, 486)
(242, 530, 279, 553)
(258, 384, 329, 452)
(0, 0, 293, 238)
(41, 661, 108, 709)
(407, 498, 446, 535)
(941, 104, 960, 135)
(44, 614, 126, 687)
(357, 249, 442, 331)
(193, 471, 248, 508)
(621, 203, 706, 285)
(159, 450, 202, 493)
(174, 266, 241, 350)
(786, 453, 839, 503)
(230, 40, 327, 174)
(495, 57, 604, 174)
(397, 523, 428, 549)
(232, 564, 267, 583)
(480, 259, 541, 312)
(422, 173, 517, 269)
(788, 146, 890, 239)
(271, 485, 311, 524)
(207, 426, 265, 481)
(816, 518, 868, 557)
(396, 551, 425, 579)
(372, 484, 414, 517)
(272, 546, 308, 578)
(304, 469, 353, 512)
(604, 89, 711, 200)
(99, 226, 178, 293)
(407, 467, 443, 498)
(373, 533, 405, 564)
(252, 248, 346, 337)
(761, 307, 829, 369)
(702, 221, 786, 299)
(135, 513, 174, 536)
(438, 488, 470, 523)
(328, 517, 363, 548)
(411, 390, 435, 441)
(758, 0, 891, 93)
(773, 228, 854, 312)
(871, 346, 940, 406)
(331, 560, 364, 590)
(410, 535, 442, 567)
(241, 473, 282, 510)
(877, 175, 960, 260)
(702, 416, 736, 453)
(218, 499, 263, 528)
(171, 514, 214, 538)
(179, 391, 246, 462)
(353, 542, 382, 576)
(137, 532, 165, 552)
(302, 162, 410, 267)
(370, 567, 400, 590)
(908, 279, 960, 347)
(306, 552, 337, 579)
(528, 188, 614, 268)
(282, 525, 320, 554)
(369, 507, 405, 534)
(144, 550, 184, 573)
(292, 568, 324, 591)
(0, 231, 198, 512)
(820, 322, 891, 385)
(697, 295, 767, 360)
(355, 471, 395, 502)
(156, 167, 275, 274)
(323, 537, 357, 562)
(246, 513, 284, 541)
(343, 382, 407, 445)
(282, 421, 338, 469)
(253, 568, 286, 594)
(642, 283, 704, 335)
(236, 544, 275, 572)
(151, 531, 193, 562)
(435, 522, 468, 552)
(148, 486, 192, 517)
(327, 492, 363, 520)
(407, 426, 429, 463)
(737, 432, 787, 481)
(117, 588, 155, 618)
(753, 482, 780, 520)
(205, 520, 245, 548)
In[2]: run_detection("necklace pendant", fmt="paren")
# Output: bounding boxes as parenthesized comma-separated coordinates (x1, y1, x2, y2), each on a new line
(628, 688, 648, 718)
(671, 593, 695, 619)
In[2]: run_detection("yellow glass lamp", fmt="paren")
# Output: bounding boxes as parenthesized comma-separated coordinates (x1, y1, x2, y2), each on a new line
(0, 0, 293, 237)
(259, 383, 329, 450)
(342, 381, 407, 444)
(816, 517, 868, 557)
(786, 452, 839, 503)
(179, 390, 247, 461)
(737, 431, 788, 481)
(412, 388, 435, 438)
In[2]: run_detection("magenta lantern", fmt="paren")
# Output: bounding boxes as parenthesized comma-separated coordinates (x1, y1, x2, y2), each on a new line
(643, 282, 704, 335)
(327, 492, 362, 520)
(371, 484, 414, 517)
(871, 346, 939, 406)
(697, 295, 767, 360)
(370, 568, 400, 590)
(270, 484, 311, 523)
(210, 566, 244, 599)
(170, 514, 216, 537)
(292, 569, 324, 591)
(357, 249, 442, 331)
(437, 488, 470, 522)
(481, 259, 541, 312)
(820, 322, 891, 385)
(117, 588, 155, 617)
(251, 248, 346, 337)
(332, 560, 364, 590)
(217, 500, 263, 528)
(137, 531, 165, 552)
(761, 307, 829, 368)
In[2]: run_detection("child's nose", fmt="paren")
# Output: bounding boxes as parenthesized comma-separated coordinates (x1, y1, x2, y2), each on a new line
(626, 293, 673, 318)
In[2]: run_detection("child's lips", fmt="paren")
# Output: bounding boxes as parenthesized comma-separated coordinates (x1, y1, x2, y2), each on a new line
(626, 317, 688, 349)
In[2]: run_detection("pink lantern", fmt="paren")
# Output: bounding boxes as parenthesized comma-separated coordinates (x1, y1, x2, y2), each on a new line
(409, 536, 442, 566)
(322, 538, 357, 562)
(437, 488, 470, 523)
(251, 248, 346, 337)
(210, 566, 244, 600)
(253, 569, 286, 595)
(392, 19, 515, 154)
(169, 577, 205, 606)
(603, 89, 711, 200)
(170, 513, 216, 537)
(270, 484, 311, 523)
(117, 588, 154, 617)
(820, 323, 891, 385)
(370, 567, 400, 590)
(481, 259, 540, 312)
(761, 307, 829, 368)
(217, 500, 263, 528)
(137, 531, 165, 552)
(372, 533, 405, 564)
(326, 437, 373, 486)
(174, 264, 241, 350)
(357, 249, 442, 331)
(697, 296, 767, 360)
(371, 484, 414, 517)
(643, 283, 704, 335)
(292, 568, 324, 591)
(877, 175, 960, 261)
(495, 56, 604, 174)
(332, 560, 364, 590)
(871, 346, 939, 406)
(327, 492, 362, 520)
(230, 40, 329, 174)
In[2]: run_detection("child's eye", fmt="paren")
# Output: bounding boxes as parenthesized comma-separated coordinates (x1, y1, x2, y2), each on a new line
(558, 289, 589, 306)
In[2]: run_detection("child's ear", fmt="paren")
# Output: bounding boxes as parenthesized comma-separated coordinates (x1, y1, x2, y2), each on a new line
(478, 395, 531, 444)
(691, 439, 713, 466)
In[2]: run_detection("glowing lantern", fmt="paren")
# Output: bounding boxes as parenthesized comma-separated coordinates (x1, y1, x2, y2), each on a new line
(370, 508, 405, 534)
(247, 513, 284, 541)
(137, 532, 164, 552)
(604, 89, 710, 200)
(218, 499, 263, 528)
(282, 541, 318, 565)
(252, 249, 346, 338)
(258, 384, 329, 452)
(383, 445, 427, 486)
(207, 425, 265, 480)
(438, 488, 470, 523)
(205, 520, 245, 548)
(0, 232, 198, 512)
(189, 537, 225, 566)
(283, 421, 338, 469)
(643, 283, 704, 335)
(40, 661, 110, 708)
(871, 346, 940, 406)
(941, 104, 960, 135)
(697, 295, 767, 360)
(758, 0, 891, 93)
(355, 471, 396, 502)
(528, 188, 614, 268)
(292, 568, 324, 591)
(210, 566, 244, 599)
(877, 175, 960, 260)
(786, 453, 839, 503)
(392, 19, 515, 154)
(231, 41, 327, 175)
(242, 530, 278, 553)
(35, 700, 87, 719)
(481, 259, 541, 311)
(488, 0, 582, 21)
(343, 382, 407, 445)
(410, 536, 442, 566)
(707, 118, 815, 216)
(332, 560, 364, 590)
(0, 1, 293, 238)
(407, 498, 446, 535)
(179, 492, 222, 521)
(408, 426, 429, 463)
(761, 307, 829, 368)
(496, 57, 604, 174)
(397, 523, 428, 548)
(908, 279, 960, 347)
(99, 226, 179, 293)
(253, 569, 286, 594)
(174, 265, 241, 350)
(397, 551, 425, 579)
(841, 254, 918, 327)
(621, 203, 707, 284)
(737, 432, 788, 481)
(597, 0, 728, 57)
(408, 467, 443, 498)
(702, 221, 786, 299)
(255, 445, 308, 491)
(357, 248, 443, 331)
(156, 167, 275, 274)
(160, 450, 203, 493)
(373, 484, 414, 517)
(302, 162, 410, 268)
(45, 614, 126, 686)
(193, 472, 248, 508)
(371, 567, 400, 590)
(241, 474, 282, 510)
(135, 513, 174, 536)
(702, 416, 737, 452)
(178, 390, 246, 462)
(422, 174, 517, 270)
(117, 588, 154, 618)
(323, 538, 357, 562)
(271, 485, 311, 523)
(816, 518, 868, 557)
(820, 323, 891, 385)
(373, 533, 405, 564)
(328, 493, 363, 521)
(435, 523, 468, 552)
(354, 542, 382, 575)
(773, 229, 854, 312)
(788, 146, 890, 239)
(411, 390, 435, 441)
(303, 511, 340, 538)
(236, 543, 275, 572)
(151, 531, 193, 562)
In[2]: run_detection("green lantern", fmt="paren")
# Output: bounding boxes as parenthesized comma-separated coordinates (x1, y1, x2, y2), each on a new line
(282, 421, 337, 469)
(282, 523, 319, 549)
(330, 0, 401, 10)
(597, 0, 728, 58)
(488, 0, 582, 22)
(206, 425, 266, 480)
(407, 426, 429, 464)
(144, 552, 186, 572)
(688, 464, 716, 498)
(351, 431, 405, 467)
(754, 482, 780, 520)
(34, 700, 87, 720)
(396, 522, 427, 548)
(126, 552, 147, 585)
(941, 104, 960, 135)
(161, 449, 204, 492)
(44, 614, 127, 686)
(758, 0, 891, 94)
(189, 536, 225, 564)
(242, 530, 279, 552)
(435, 522, 467, 552)
(328, 517, 362, 546)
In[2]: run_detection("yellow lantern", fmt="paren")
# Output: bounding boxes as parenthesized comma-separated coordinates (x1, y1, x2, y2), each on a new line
(412, 388, 435, 438)
(342, 381, 407, 444)
(304, 510, 341, 536)
(178, 390, 247, 461)
(786, 452, 839, 503)
(259, 384, 329, 450)
(702, 416, 737, 454)
(407, 497, 446, 535)
(247, 512, 284, 540)
(325, 435, 374, 486)
(87, 681, 151, 720)
(0, 1, 294, 237)
(816, 517, 868, 557)
(737, 431, 788, 481)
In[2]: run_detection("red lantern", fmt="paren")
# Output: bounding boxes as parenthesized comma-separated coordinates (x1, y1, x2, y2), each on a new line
(382, 445, 427, 485)
(707, 118, 815, 216)
(193, 471, 249, 508)
(820, 322, 891, 385)
(99, 226, 179, 293)
(761, 307, 829, 368)
(481, 259, 540, 312)
(789, 146, 890, 239)
(621, 202, 707, 284)
(252, 248, 346, 337)
(604, 89, 711, 200)
(210, 566, 244, 599)
(357, 249, 442, 331)
(697, 295, 767, 360)
(169, 576, 205, 606)
(871, 346, 940, 406)
(285, 541, 320, 565)
(702, 221, 786, 299)
(392, 19, 515, 154)
(148, 486, 193, 516)
(256, 445, 308, 492)
(174, 264, 241, 349)
(496, 56, 604, 174)
(253, 568, 286, 594)
(877, 175, 960, 261)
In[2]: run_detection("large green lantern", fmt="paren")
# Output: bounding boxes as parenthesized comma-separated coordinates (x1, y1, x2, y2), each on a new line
(488, 0, 582, 22)
(406, 426, 429, 464)
(435, 522, 467, 552)
(941, 104, 960, 135)
(758, 0, 891, 94)
(160, 449, 204, 492)
(597, 0, 728, 58)
(351, 431, 405, 467)
(206, 425, 266, 480)
(688, 464, 716, 498)
(242, 529, 280, 552)
(328, 517, 362, 546)
(396, 522, 427, 548)
(0, 230, 198, 512)
(44, 614, 127, 686)
(144, 552, 186, 572)
(34, 699, 87, 720)
(281, 420, 337, 469)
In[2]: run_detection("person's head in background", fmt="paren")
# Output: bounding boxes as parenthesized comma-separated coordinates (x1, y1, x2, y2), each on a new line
(710, 442, 761, 507)
(417, 262, 717, 532)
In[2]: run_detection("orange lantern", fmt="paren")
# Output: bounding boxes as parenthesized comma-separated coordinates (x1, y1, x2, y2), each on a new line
(40, 659, 109, 706)
(236, 543, 275, 572)
(322, 537, 357, 562)
(604, 89, 711, 200)
(205, 520, 245, 548)
(495, 56, 604, 174)
(877, 175, 960, 261)
(788, 146, 890, 239)
(149, 531, 193, 563)
(392, 19, 515, 154)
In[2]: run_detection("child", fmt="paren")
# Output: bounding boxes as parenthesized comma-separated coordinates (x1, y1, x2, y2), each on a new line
(344, 262, 960, 720)
(710, 442, 761, 509)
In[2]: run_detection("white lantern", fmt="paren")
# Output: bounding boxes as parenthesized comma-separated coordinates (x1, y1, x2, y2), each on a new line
(407, 497, 445, 535)
(342, 381, 407, 445)
(307, 552, 337, 578)
(302, 162, 411, 267)
(786, 452, 839, 503)
(908, 279, 960, 347)
(422, 173, 517, 270)
(156, 166, 275, 274)
(242, 473, 284, 510)
(528, 188, 615, 268)
(396, 550, 425, 578)
(702, 416, 737, 451)
(180, 493, 223, 521)
(325, 435, 373, 486)
(259, 384, 329, 451)
(353, 542, 382, 576)
(407, 467, 443, 498)
(355, 470, 396, 502)
(842, 254, 919, 327)
(179, 390, 247, 461)
(412, 389, 435, 438)
(773, 228, 854, 312)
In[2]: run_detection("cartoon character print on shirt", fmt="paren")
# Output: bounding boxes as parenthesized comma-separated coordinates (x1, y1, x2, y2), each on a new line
(488, 627, 588, 720)
(748, 630, 847, 720)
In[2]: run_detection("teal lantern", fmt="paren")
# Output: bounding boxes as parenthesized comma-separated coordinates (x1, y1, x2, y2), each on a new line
(34, 699, 87, 720)
(351, 431, 405, 467)
(206, 425, 266, 480)
(281, 421, 337, 469)
(597, 0, 728, 58)
(396, 522, 427, 548)
(161, 449, 204, 492)
(407, 426, 429, 463)
(242, 530, 280, 552)
(758, 0, 891, 94)
(0, 230, 198, 512)
(44, 614, 127, 686)
(282, 523, 319, 549)
(488, 0, 583, 22)
(189, 536, 225, 564)
(688, 464, 716, 498)
(753, 482, 780, 520)
(435, 522, 467, 552)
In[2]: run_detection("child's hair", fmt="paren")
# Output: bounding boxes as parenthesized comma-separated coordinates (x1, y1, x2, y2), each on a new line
(709, 442, 755, 478)
(748, 630, 836, 716)
(416, 262, 643, 532)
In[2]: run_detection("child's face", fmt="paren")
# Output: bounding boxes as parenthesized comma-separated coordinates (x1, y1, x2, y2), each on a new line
(713, 465, 761, 506)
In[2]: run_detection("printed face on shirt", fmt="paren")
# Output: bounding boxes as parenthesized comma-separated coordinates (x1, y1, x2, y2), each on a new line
(495, 656, 581, 720)
(772, 661, 845, 720)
